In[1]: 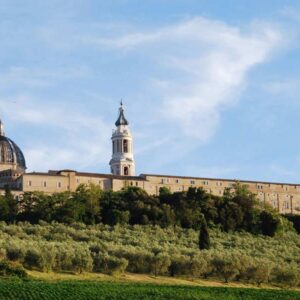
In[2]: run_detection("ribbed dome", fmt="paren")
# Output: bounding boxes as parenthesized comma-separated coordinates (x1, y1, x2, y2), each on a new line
(0, 134, 26, 170)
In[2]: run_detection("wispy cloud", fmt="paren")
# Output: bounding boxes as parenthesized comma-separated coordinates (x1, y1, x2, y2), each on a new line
(0, 12, 287, 175)
(81, 17, 282, 141)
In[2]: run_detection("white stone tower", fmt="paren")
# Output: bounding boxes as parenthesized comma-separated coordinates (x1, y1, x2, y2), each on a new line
(109, 102, 135, 176)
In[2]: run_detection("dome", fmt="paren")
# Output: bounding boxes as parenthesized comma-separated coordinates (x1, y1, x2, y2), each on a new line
(0, 121, 26, 171)
(115, 102, 129, 126)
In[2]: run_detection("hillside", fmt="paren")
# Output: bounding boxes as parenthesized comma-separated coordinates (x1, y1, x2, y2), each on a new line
(0, 222, 299, 288)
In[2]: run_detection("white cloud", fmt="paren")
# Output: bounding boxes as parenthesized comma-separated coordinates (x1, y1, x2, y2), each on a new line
(0, 15, 285, 173)
(82, 17, 282, 141)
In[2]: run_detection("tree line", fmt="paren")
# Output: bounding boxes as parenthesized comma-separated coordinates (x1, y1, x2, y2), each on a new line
(0, 183, 295, 238)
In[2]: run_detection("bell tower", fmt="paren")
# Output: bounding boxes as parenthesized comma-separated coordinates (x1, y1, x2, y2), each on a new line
(109, 102, 135, 176)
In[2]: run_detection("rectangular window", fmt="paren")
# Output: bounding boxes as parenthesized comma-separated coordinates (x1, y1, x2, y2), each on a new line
(28, 180, 32, 187)
(191, 180, 195, 185)
(43, 181, 47, 187)
(57, 182, 62, 188)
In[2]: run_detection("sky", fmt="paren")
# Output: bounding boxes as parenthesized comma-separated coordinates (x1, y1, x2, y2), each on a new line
(1, 0, 300, 183)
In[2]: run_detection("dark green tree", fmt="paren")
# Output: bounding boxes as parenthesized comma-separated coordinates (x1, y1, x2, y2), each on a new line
(0, 194, 9, 221)
(73, 184, 102, 224)
(4, 186, 18, 222)
(260, 210, 280, 237)
(198, 216, 210, 250)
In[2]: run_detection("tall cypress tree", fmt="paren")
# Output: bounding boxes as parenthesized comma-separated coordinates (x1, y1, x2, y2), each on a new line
(199, 217, 210, 250)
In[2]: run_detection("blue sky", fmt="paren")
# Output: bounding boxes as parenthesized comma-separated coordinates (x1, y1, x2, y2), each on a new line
(1, 0, 300, 183)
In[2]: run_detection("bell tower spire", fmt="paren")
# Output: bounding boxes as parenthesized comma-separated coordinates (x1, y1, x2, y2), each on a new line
(109, 102, 135, 176)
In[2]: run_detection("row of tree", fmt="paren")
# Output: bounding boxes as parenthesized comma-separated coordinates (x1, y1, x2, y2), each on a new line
(0, 221, 298, 286)
(0, 183, 294, 237)
(0, 222, 298, 287)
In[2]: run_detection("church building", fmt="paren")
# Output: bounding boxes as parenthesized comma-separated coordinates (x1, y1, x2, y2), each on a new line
(0, 103, 299, 215)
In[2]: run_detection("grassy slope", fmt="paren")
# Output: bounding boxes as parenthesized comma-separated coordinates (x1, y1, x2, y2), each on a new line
(27, 270, 288, 289)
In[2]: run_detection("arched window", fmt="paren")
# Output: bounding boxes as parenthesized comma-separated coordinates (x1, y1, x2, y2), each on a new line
(124, 166, 129, 176)
(123, 140, 128, 153)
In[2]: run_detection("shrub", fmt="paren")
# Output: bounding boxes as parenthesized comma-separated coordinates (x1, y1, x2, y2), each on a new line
(0, 260, 27, 278)
(0, 248, 6, 260)
(92, 252, 109, 273)
(120, 250, 152, 274)
(273, 266, 299, 288)
(40, 244, 56, 272)
(150, 253, 171, 277)
(93, 253, 128, 275)
(107, 257, 128, 276)
(211, 255, 239, 283)
(190, 254, 208, 278)
(169, 255, 190, 277)
(72, 246, 93, 273)
(6, 245, 25, 262)
(246, 261, 271, 287)
(24, 249, 44, 271)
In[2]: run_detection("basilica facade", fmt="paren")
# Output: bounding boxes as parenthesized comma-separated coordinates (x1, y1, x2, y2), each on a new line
(0, 104, 299, 215)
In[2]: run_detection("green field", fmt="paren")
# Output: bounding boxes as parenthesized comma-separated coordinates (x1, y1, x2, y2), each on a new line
(0, 280, 299, 300)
